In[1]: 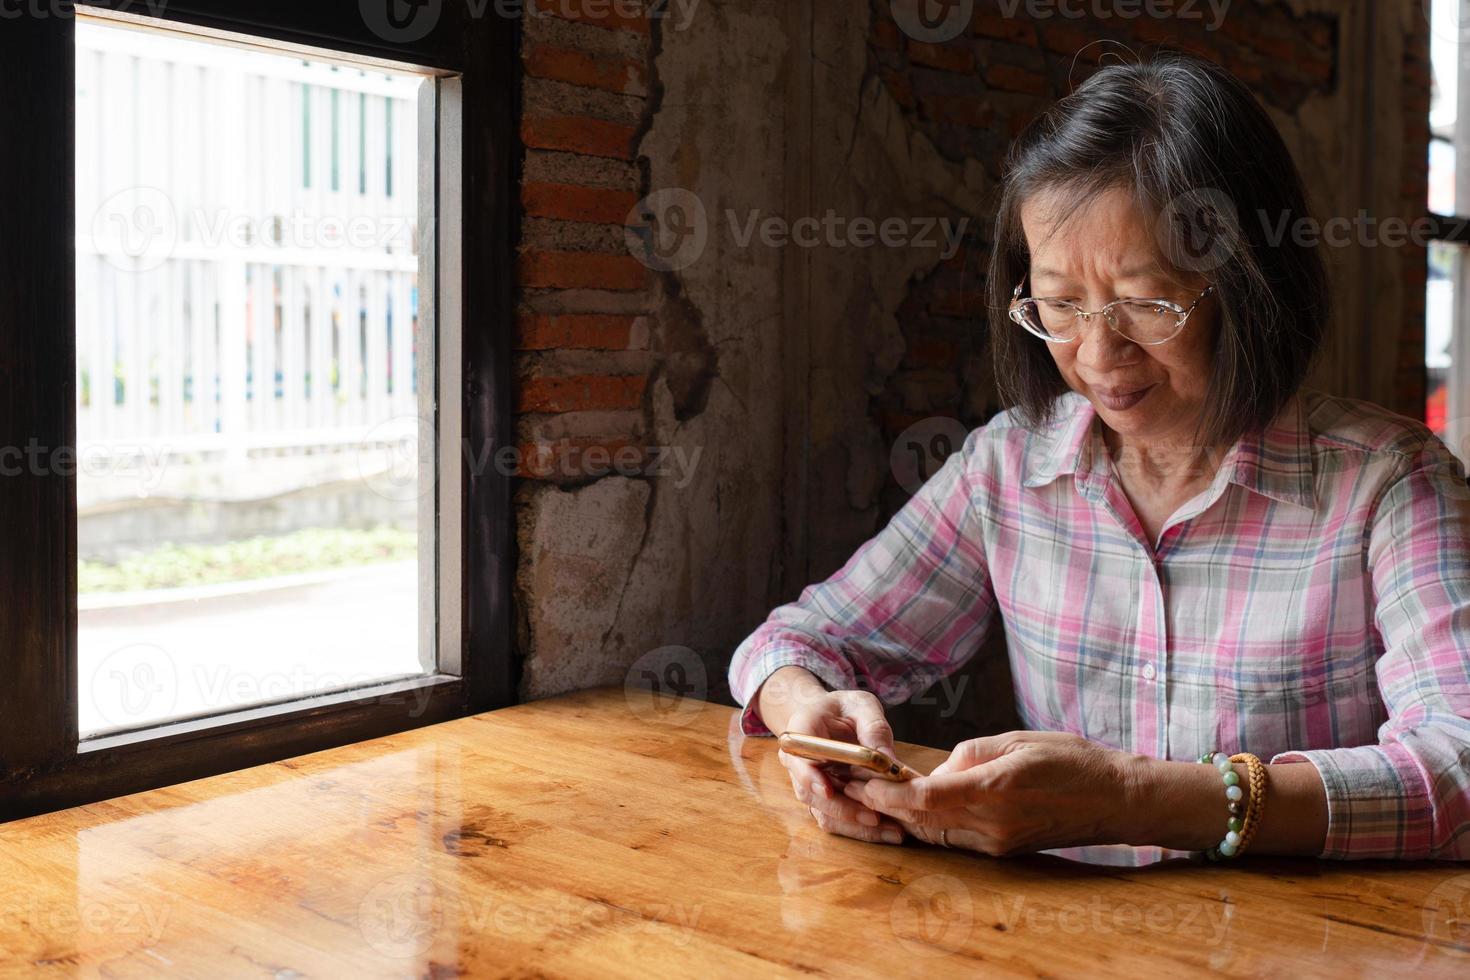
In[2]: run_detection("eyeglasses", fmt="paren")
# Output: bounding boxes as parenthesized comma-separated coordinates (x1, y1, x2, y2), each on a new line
(1007, 277, 1214, 346)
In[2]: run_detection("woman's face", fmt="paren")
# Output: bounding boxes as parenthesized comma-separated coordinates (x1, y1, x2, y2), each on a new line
(1019, 184, 1218, 449)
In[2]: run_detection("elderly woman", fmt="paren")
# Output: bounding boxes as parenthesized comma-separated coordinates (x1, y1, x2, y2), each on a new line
(728, 54, 1470, 861)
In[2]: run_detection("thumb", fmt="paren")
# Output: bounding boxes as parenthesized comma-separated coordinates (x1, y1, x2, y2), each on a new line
(931, 735, 1009, 776)
(853, 711, 897, 757)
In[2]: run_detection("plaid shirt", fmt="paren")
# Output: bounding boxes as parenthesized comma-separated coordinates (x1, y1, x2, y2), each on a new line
(729, 388, 1470, 859)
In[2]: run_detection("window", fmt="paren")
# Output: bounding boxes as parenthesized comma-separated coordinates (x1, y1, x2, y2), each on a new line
(1428, 0, 1470, 464)
(1, 0, 515, 820)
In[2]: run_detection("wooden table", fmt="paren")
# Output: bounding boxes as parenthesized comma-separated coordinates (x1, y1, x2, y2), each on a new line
(2, 687, 1468, 977)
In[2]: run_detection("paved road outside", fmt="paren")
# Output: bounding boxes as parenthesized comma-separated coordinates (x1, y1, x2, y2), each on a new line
(79, 561, 423, 737)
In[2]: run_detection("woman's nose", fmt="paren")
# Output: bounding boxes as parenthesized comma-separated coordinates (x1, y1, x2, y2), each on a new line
(1073, 313, 1139, 370)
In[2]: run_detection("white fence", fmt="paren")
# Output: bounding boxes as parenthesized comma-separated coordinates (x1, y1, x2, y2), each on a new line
(75, 22, 427, 469)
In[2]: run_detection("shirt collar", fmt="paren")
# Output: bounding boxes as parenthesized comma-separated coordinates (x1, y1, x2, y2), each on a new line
(1021, 391, 1316, 511)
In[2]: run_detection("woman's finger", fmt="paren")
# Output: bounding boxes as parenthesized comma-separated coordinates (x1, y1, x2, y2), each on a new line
(842, 782, 955, 829)
(809, 807, 907, 845)
(837, 694, 897, 756)
(853, 770, 981, 813)
(809, 776, 907, 830)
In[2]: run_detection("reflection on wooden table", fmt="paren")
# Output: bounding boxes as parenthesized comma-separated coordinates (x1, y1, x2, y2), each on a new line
(1, 687, 1468, 976)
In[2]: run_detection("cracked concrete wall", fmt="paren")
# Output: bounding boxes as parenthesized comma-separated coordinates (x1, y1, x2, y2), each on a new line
(514, 1, 1431, 742)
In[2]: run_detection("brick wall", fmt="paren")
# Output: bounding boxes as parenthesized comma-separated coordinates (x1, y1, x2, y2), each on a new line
(511, 0, 1433, 712)
(517, 1, 657, 486)
(863, 0, 1427, 521)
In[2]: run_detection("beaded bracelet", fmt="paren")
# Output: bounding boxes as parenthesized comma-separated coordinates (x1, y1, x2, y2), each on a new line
(1197, 750, 1266, 860)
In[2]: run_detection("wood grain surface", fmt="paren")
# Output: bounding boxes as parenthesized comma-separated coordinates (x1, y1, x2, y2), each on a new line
(2, 687, 1468, 977)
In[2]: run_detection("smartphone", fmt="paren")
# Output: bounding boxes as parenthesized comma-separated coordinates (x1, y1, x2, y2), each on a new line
(777, 731, 921, 781)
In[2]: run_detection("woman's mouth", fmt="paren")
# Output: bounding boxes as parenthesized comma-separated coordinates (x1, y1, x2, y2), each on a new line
(1094, 385, 1155, 412)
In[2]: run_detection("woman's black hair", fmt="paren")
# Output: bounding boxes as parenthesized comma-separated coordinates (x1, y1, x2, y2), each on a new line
(988, 53, 1329, 446)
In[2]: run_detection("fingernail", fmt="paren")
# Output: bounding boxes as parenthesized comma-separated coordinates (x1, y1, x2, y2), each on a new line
(882, 830, 903, 845)
(858, 810, 879, 827)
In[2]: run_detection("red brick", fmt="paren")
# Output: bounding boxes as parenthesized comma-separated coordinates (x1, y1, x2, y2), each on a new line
(1007, 104, 1043, 138)
(521, 115, 639, 160)
(902, 336, 960, 370)
(919, 93, 994, 129)
(873, 18, 903, 51)
(986, 63, 1047, 97)
(1249, 32, 1295, 64)
(1229, 57, 1264, 84)
(907, 39, 975, 74)
(519, 250, 650, 291)
(929, 285, 985, 319)
(524, 42, 648, 95)
(530, 0, 650, 35)
(516, 374, 647, 413)
(1298, 52, 1333, 86)
(1305, 19, 1333, 51)
(971, 13, 1031, 44)
(516, 437, 648, 480)
(1041, 25, 1101, 60)
(522, 182, 640, 224)
(516, 313, 637, 350)
(881, 70, 916, 108)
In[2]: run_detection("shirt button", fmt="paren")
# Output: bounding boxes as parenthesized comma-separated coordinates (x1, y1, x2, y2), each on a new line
(1142, 662, 1157, 680)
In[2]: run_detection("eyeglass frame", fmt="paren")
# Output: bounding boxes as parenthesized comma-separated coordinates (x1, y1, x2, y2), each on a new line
(1007, 276, 1215, 346)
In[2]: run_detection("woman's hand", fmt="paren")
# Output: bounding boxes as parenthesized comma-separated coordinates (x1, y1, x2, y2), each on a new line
(844, 730, 1141, 855)
(756, 667, 908, 846)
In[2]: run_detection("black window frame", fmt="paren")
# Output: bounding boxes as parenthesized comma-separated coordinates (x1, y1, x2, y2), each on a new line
(0, 0, 517, 820)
